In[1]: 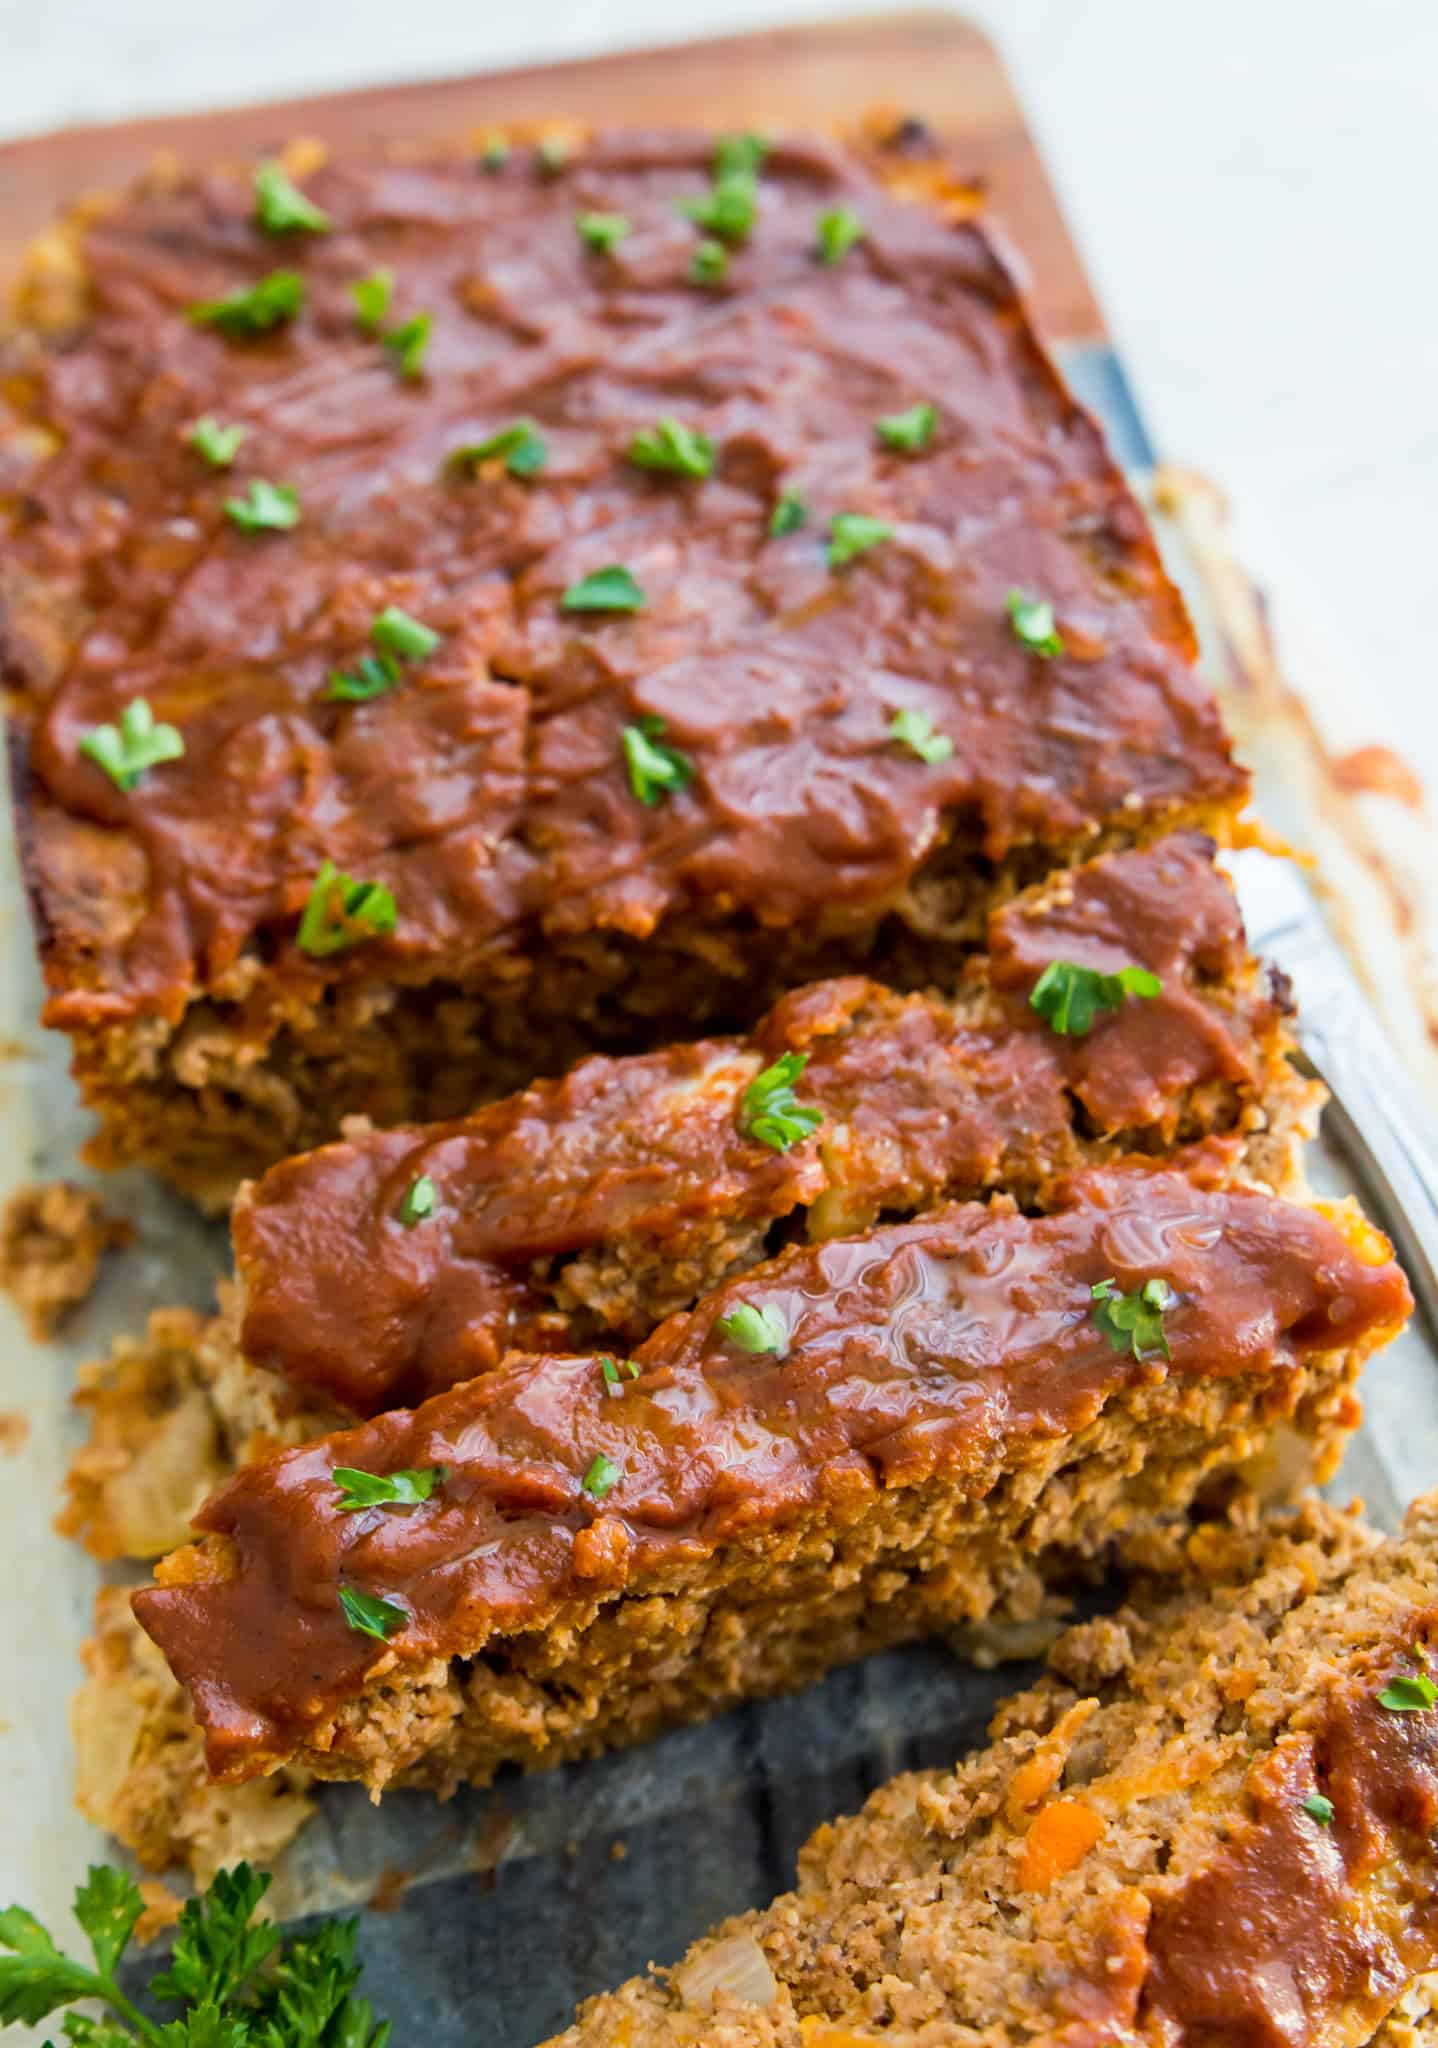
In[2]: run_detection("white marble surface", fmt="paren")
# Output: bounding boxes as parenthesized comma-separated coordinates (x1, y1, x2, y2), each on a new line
(5, 0, 1437, 789)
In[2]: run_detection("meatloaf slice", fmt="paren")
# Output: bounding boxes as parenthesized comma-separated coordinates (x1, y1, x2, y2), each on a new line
(543, 1489, 1438, 2048)
(3, 125, 1243, 1206)
(133, 1164, 1408, 1796)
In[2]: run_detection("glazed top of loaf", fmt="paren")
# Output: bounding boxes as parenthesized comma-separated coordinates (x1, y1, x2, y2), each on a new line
(3, 126, 1241, 1027)
(232, 831, 1282, 1417)
(134, 1164, 1409, 1778)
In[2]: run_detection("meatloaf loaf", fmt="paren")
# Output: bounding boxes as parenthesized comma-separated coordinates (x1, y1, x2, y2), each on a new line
(3, 123, 1244, 1204)
(60, 829, 1316, 1565)
(133, 1163, 1408, 1795)
(543, 1489, 1438, 2048)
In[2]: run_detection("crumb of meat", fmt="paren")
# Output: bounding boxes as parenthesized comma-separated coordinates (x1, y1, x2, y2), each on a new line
(0, 1180, 132, 1339)
(0, 1411, 29, 1456)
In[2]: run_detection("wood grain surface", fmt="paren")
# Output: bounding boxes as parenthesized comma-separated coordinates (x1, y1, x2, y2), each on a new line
(0, 9, 1103, 344)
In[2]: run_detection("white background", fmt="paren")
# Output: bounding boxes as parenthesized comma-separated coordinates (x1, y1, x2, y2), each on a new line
(4, 0, 1437, 790)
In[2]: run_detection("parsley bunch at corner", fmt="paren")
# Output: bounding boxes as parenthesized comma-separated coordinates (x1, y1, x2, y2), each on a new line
(0, 1860, 391, 2046)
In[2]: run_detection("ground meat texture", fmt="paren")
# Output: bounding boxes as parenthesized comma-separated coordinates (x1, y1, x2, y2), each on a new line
(0, 1179, 131, 1338)
(3, 127, 1244, 1205)
(540, 1491, 1438, 2048)
(132, 1164, 1408, 1794)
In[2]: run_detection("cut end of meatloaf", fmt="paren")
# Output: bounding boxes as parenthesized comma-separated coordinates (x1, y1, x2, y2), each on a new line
(133, 1164, 1408, 1796)
(230, 830, 1311, 1419)
(4, 125, 1243, 1202)
(542, 1490, 1438, 2048)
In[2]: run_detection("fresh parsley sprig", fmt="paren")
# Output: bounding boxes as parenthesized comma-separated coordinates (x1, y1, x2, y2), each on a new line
(629, 418, 714, 479)
(450, 420, 548, 479)
(333, 1464, 445, 1510)
(716, 1301, 788, 1356)
(188, 270, 304, 336)
(1029, 959, 1162, 1036)
(740, 1052, 823, 1153)
(296, 860, 397, 957)
(0, 1861, 391, 2046)
(1006, 588, 1065, 657)
(889, 707, 953, 764)
(621, 716, 693, 806)
(1091, 1276, 1175, 1362)
(79, 699, 185, 792)
(254, 161, 331, 236)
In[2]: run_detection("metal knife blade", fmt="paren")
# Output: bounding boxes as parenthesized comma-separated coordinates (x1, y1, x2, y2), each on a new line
(1227, 845, 1438, 1341)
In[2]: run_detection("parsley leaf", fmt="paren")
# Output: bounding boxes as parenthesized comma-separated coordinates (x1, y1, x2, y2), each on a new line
(1378, 1670, 1438, 1712)
(325, 652, 400, 703)
(562, 564, 646, 613)
(576, 211, 631, 254)
(1029, 959, 1162, 1036)
(815, 207, 864, 264)
(296, 859, 397, 957)
(150, 1864, 277, 2010)
(1006, 587, 1065, 657)
(398, 1173, 436, 1224)
(339, 1586, 408, 1640)
(741, 1051, 823, 1152)
(189, 269, 304, 335)
(691, 238, 729, 285)
(622, 715, 693, 806)
(629, 418, 715, 479)
(74, 1867, 145, 1979)
(768, 490, 808, 537)
(600, 1355, 641, 1395)
(0, 1901, 105, 2027)
(381, 312, 431, 381)
(828, 512, 893, 567)
(479, 134, 510, 171)
(1303, 1792, 1335, 1825)
(876, 402, 937, 453)
(1091, 1277, 1175, 1362)
(714, 133, 768, 179)
(333, 1464, 445, 1510)
(681, 172, 758, 243)
(450, 420, 548, 478)
(79, 698, 185, 791)
(187, 416, 247, 468)
(889, 707, 953, 764)
(371, 605, 441, 661)
(536, 138, 570, 176)
(225, 478, 299, 532)
(716, 1301, 788, 1355)
(581, 1452, 622, 1500)
(254, 160, 330, 235)
(350, 267, 394, 331)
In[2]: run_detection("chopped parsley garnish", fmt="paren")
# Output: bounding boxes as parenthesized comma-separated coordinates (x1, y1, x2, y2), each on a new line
(741, 1051, 823, 1152)
(815, 207, 864, 264)
(1029, 959, 1162, 1036)
(536, 137, 570, 176)
(576, 211, 631, 254)
(339, 1586, 408, 1640)
(0, 1859, 391, 2044)
(325, 652, 400, 703)
(334, 1464, 445, 1510)
(581, 1452, 621, 1500)
(889, 707, 953, 764)
(398, 1174, 436, 1225)
(1006, 588, 1065, 657)
(224, 477, 299, 532)
(681, 171, 758, 243)
(622, 715, 693, 806)
(78, 698, 184, 791)
(562, 564, 646, 613)
(1091, 1277, 1175, 1362)
(450, 419, 548, 478)
(877, 402, 937, 453)
(296, 859, 397, 956)
(189, 267, 304, 335)
(629, 417, 715, 479)
(828, 512, 893, 567)
(770, 489, 807, 537)
(480, 133, 510, 170)
(381, 312, 432, 381)
(600, 1355, 641, 1395)
(187, 415, 247, 467)
(691, 237, 729, 285)
(253, 159, 331, 234)
(716, 1301, 788, 1355)
(350, 266, 394, 331)
(371, 604, 441, 661)
(1378, 1669, 1438, 1712)
(1302, 1793, 1335, 1825)
(714, 132, 768, 179)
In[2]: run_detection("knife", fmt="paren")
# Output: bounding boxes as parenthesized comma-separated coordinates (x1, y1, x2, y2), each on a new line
(1227, 845, 1438, 1343)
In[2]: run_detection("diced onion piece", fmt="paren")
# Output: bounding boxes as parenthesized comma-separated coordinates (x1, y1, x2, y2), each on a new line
(674, 1930, 778, 2011)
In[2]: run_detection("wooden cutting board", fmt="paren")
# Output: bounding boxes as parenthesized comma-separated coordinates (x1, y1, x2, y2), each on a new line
(0, 9, 1103, 346)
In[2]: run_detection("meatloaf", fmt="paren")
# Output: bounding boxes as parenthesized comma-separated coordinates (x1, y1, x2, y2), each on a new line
(2, 124, 1244, 1205)
(133, 1164, 1407, 1795)
(543, 1489, 1438, 2048)
(60, 829, 1317, 1564)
